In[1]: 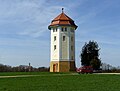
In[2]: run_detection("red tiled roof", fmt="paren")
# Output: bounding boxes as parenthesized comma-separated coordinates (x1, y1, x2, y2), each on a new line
(48, 12, 77, 29)
(53, 12, 73, 21)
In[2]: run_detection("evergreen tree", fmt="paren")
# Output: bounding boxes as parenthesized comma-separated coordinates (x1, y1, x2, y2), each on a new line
(80, 41, 101, 70)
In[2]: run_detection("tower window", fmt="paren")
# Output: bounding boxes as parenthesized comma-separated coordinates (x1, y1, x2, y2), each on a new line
(53, 28, 57, 32)
(54, 45, 56, 50)
(65, 27, 67, 32)
(61, 27, 67, 32)
(61, 27, 64, 32)
(55, 28, 57, 32)
(53, 28, 55, 32)
(71, 37, 73, 41)
(63, 36, 65, 41)
(71, 46, 73, 51)
(54, 36, 56, 41)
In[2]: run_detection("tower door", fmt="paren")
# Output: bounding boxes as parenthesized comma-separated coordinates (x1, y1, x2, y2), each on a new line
(53, 63, 58, 72)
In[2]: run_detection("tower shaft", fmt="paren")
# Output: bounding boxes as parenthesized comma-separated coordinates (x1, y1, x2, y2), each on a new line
(48, 10, 77, 72)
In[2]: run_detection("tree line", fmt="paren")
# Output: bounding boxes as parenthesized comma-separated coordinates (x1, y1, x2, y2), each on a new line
(0, 64, 49, 72)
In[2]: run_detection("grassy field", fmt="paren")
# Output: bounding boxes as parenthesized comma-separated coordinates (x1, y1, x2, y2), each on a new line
(0, 72, 120, 91)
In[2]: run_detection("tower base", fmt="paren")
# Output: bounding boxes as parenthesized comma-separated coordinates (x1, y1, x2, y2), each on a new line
(50, 61, 76, 72)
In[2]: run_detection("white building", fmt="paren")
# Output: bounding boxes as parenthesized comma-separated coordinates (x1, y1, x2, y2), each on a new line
(48, 9, 77, 72)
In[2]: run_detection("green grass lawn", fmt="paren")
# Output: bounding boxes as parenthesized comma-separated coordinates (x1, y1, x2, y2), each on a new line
(0, 72, 120, 91)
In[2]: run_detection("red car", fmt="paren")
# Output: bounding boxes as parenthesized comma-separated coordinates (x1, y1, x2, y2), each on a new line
(77, 66, 93, 74)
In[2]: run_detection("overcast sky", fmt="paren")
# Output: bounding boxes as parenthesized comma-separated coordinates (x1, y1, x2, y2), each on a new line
(0, 0, 120, 67)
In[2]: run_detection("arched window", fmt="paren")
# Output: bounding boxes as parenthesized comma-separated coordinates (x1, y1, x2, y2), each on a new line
(61, 27, 64, 32)
(55, 28, 57, 32)
(54, 36, 56, 41)
(63, 36, 65, 41)
(54, 45, 56, 50)
(65, 27, 67, 32)
(71, 37, 73, 41)
(71, 46, 73, 51)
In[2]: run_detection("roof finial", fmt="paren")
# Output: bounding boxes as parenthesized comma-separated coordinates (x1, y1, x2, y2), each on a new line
(62, 8, 64, 13)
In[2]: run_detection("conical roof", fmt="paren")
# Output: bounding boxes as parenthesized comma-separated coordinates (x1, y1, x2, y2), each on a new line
(48, 10, 77, 29)
(53, 12, 73, 21)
